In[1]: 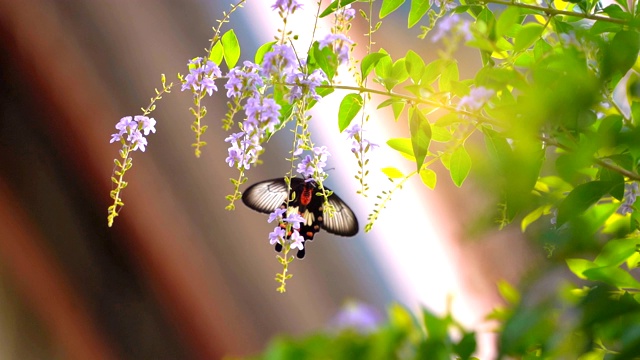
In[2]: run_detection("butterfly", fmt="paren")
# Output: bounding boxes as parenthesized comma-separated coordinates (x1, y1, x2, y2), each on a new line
(241, 177, 358, 259)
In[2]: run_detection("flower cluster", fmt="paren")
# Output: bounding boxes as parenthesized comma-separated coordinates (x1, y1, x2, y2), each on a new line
(268, 208, 305, 250)
(319, 33, 354, 66)
(317, 3, 356, 68)
(457, 86, 495, 111)
(261, 44, 298, 79)
(618, 182, 639, 215)
(286, 69, 328, 102)
(431, 14, 472, 43)
(346, 124, 379, 154)
(180, 57, 222, 96)
(225, 96, 281, 169)
(110, 115, 157, 152)
(296, 146, 331, 179)
(225, 61, 263, 99)
(331, 301, 383, 333)
(346, 123, 378, 196)
(271, 0, 303, 15)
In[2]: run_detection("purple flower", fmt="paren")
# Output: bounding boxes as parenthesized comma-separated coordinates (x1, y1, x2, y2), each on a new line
(111, 115, 156, 152)
(345, 123, 378, 153)
(135, 115, 156, 136)
(331, 301, 383, 333)
(293, 138, 305, 156)
(457, 86, 494, 111)
(128, 130, 148, 152)
(226, 147, 242, 167)
(433, 0, 456, 11)
(318, 34, 353, 65)
(181, 57, 221, 96)
(225, 61, 264, 99)
(339, 5, 356, 20)
(261, 44, 298, 78)
(284, 213, 306, 230)
(200, 77, 217, 96)
(271, 0, 304, 14)
(115, 116, 135, 134)
(269, 226, 285, 245)
(244, 96, 281, 134)
(225, 132, 245, 144)
(313, 146, 330, 162)
(268, 208, 287, 223)
(345, 123, 361, 138)
(351, 139, 379, 153)
(431, 14, 472, 43)
(618, 182, 639, 215)
(297, 155, 314, 177)
(286, 69, 328, 102)
(290, 230, 305, 250)
(110, 133, 122, 143)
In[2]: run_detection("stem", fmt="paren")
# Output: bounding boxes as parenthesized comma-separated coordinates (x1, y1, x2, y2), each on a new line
(483, 0, 632, 26)
(319, 83, 505, 126)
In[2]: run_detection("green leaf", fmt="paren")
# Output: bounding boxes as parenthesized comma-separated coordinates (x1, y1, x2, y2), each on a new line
(408, 0, 430, 28)
(319, 0, 358, 17)
(566, 258, 596, 279)
(454, 331, 477, 359)
(374, 49, 393, 78)
(392, 100, 406, 121)
(583, 265, 640, 289)
(602, 4, 631, 19)
(556, 181, 615, 226)
(421, 59, 447, 86)
(513, 23, 544, 52)
(594, 238, 640, 267)
(496, 6, 520, 38)
(404, 50, 425, 83)
(431, 124, 453, 142)
(338, 94, 363, 132)
(601, 30, 640, 83)
(209, 41, 224, 66)
(361, 52, 390, 79)
(521, 205, 547, 232)
(482, 127, 512, 169)
(591, 20, 623, 35)
(409, 107, 432, 171)
(388, 303, 414, 331)
(391, 58, 409, 86)
(422, 307, 448, 340)
(497, 280, 520, 304)
(450, 145, 471, 187)
(255, 41, 276, 64)
(438, 61, 459, 92)
(309, 41, 338, 80)
(387, 138, 415, 158)
(533, 39, 552, 61)
(382, 167, 405, 179)
(380, 0, 406, 18)
(419, 168, 437, 189)
(221, 29, 240, 68)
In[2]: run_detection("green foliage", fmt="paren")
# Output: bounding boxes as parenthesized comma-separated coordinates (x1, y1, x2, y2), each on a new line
(339, 93, 364, 132)
(247, 304, 477, 360)
(221, 29, 240, 68)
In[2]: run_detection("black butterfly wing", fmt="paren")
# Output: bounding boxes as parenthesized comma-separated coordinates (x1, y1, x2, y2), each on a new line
(241, 178, 291, 214)
(319, 190, 359, 237)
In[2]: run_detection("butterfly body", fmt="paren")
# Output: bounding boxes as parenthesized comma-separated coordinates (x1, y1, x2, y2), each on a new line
(242, 177, 358, 258)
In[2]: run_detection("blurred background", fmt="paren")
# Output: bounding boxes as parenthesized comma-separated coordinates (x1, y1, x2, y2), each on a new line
(0, 1, 538, 359)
